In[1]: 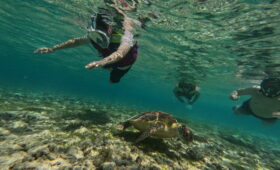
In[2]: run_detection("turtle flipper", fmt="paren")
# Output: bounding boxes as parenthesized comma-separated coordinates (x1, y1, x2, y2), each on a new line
(135, 130, 151, 143)
(135, 123, 164, 143)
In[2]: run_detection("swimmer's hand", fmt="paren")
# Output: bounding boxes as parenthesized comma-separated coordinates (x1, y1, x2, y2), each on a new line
(272, 112, 280, 119)
(230, 91, 239, 101)
(33, 47, 54, 54)
(85, 61, 103, 69)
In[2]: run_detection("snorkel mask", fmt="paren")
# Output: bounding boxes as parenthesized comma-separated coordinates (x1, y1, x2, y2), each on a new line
(87, 13, 111, 48)
(260, 78, 280, 98)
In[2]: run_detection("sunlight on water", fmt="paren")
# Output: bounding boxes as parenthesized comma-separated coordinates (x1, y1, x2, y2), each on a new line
(42, 0, 280, 87)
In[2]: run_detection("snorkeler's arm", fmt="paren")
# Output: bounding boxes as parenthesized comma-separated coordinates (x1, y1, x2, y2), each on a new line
(230, 86, 260, 100)
(85, 43, 133, 68)
(189, 91, 200, 104)
(176, 95, 185, 103)
(85, 16, 140, 69)
(173, 88, 185, 103)
(33, 37, 89, 54)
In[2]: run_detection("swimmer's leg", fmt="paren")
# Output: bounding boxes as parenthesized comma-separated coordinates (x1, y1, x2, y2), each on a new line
(109, 67, 131, 83)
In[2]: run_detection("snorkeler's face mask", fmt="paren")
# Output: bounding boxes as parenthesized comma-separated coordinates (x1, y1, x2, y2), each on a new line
(87, 13, 110, 48)
(260, 78, 280, 98)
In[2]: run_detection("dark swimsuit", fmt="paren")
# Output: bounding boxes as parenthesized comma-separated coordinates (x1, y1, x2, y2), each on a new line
(240, 99, 277, 122)
(90, 39, 138, 83)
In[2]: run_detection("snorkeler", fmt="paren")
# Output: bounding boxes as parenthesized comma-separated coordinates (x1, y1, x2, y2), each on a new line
(173, 81, 200, 105)
(230, 78, 280, 124)
(34, 0, 141, 83)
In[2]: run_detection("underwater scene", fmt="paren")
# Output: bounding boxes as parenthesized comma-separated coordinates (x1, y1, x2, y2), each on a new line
(1, 0, 280, 169)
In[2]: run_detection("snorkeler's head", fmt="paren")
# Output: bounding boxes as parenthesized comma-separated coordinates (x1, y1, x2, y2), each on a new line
(87, 11, 113, 48)
(260, 77, 280, 98)
(178, 125, 193, 143)
(178, 81, 196, 91)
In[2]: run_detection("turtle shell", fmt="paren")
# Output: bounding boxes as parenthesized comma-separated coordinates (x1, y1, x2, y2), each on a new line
(128, 111, 180, 138)
(130, 111, 177, 124)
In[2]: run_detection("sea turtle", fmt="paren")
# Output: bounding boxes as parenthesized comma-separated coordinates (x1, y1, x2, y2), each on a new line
(118, 111, 193, 143)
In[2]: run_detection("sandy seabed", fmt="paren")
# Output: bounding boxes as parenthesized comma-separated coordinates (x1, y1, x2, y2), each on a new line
(0, 88, 279, 170)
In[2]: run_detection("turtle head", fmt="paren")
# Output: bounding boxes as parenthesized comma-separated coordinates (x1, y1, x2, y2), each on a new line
(178, 125, 193, 143)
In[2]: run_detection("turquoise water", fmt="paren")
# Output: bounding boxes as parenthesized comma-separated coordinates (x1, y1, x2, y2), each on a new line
(1, 0, 280, 141)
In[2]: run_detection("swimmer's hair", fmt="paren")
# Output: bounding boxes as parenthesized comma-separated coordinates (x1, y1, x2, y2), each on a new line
(178, 81, 196, 90)
(260, 77, 280, 97)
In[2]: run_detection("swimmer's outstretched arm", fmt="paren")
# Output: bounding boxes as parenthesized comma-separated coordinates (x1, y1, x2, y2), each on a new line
(173, 89, 185, 103)
(33, 37, 89, 54)
(230, 85, 260, 100)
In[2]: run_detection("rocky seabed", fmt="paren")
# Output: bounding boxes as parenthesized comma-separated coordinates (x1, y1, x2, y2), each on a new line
(0, 89, 279, 170)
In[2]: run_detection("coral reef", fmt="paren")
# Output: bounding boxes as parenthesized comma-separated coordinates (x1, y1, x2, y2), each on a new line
(0, 88, 279, 169)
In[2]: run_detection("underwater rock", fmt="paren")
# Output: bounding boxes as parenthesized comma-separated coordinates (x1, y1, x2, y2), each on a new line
(72, 166, 86, 170)
(47, 143, 58, 153)
(0, 152, 29, 169)
(22, 155, 34, 162)
(23, 111, 50, 123)
(184, 146, 205, 161)
(79, 140, 93, 152)
(67, 146, 84, 161)
(92, 149, 112, 166)
(12, 120, 32, 133)
(122, 164, 139, 170)
(101, 161, 117, 170)
(221, 134, 256, 151)
(62, 120, 84, 131)
(74, 126, 89, 135)
(28, 145, 51, 160)
(205, 162, 229, 170)
(83, 159, 94, 168)
(165, 150, 179, 160)
(7, 144, 24, 153)
(149, 164, 162, 170)
(10, 162, 39, 170)
(135, 156, 144, 164)
(0, 111, 18, 121)
(58, 165, 74, 170)
(113, 157, 132, 166)
(0, 127, 10, 136)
